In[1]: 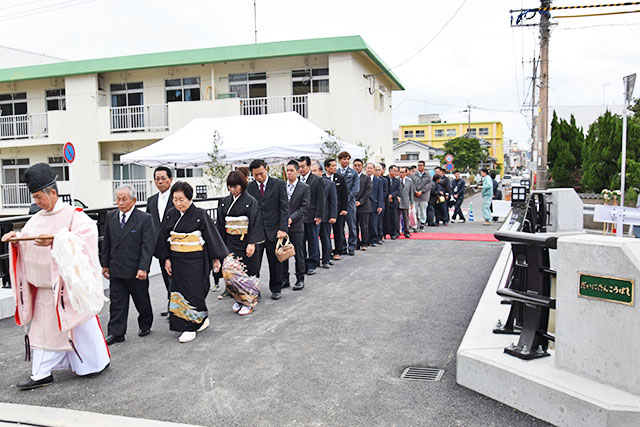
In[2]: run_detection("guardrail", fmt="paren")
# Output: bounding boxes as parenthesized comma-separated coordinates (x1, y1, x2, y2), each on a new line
(0, 197, 222, 289)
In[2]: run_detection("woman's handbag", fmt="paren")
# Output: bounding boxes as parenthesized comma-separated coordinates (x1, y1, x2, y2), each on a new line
(275, 234, 296, 262)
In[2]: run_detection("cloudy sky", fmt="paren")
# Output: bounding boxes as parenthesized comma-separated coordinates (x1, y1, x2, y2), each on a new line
(1, 0, 638, 149)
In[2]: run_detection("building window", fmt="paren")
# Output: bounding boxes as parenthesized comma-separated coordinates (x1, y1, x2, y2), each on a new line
(446, 129, 456, 137)
(434, 129, 445, 137)
(175, 167, 203, 178)
(292, 68, 329, 95)
(468, 128, 477, 136)
(165, 77, 201, 103)
(48, 156, 69, 181)
(229, 73, 267, 99)
(112, 154, 145, 180)
(415, 130, 425, 138)
(400, 153, 419, 161)
(45, 89, 66, 111)
(479, 127, 489, 136)
(2, 158, 29, 184)
(110, 82, 143, 107)
(0, 92, 27, 116)
(403, 130, 414, 138)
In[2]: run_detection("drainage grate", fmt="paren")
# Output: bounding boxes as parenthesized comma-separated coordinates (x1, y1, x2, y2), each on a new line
(400, 367, 444, 382)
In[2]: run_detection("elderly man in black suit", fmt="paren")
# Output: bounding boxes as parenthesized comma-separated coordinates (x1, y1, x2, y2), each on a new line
(385, 165, 401, 239)
(297, 156, 325, 275)
(247, 159, 289, 300)
(353, 158, 372, 250)
(145, 166, 174, 317)
(101, 185, 155, 345)
(282, 160, 310, 291)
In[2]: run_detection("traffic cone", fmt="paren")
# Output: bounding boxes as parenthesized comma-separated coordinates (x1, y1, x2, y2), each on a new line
(469, 202, 474, 222)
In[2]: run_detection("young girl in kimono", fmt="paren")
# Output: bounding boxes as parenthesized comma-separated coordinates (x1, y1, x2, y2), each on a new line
(217, 171, 264, 316)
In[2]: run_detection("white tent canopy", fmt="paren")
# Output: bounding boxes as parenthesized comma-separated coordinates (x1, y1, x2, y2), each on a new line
(120, 112, 365, 168)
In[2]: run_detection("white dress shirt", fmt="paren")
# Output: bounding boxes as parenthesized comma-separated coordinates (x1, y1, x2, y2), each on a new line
(120, 205, 135, 225)
(157, 189, 171, 220)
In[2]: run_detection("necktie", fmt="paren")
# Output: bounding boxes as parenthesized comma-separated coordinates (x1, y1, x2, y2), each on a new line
(120, 212, 126, 229)
(260, 183, 265, 197)
(301, 175, 306, 184)
(287, 183, 294, 200)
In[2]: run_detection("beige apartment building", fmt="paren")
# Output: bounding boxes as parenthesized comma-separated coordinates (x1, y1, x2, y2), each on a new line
(0, 35, 403, 215)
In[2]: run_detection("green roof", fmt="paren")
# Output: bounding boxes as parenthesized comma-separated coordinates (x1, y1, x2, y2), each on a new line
(0, 35, 404, 90)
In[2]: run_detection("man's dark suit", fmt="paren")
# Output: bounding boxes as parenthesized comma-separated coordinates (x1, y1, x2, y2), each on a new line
(330, 173, 348, 257)
(355, 172, 372, 248)
(282, 181, 310, 285)
(319, 175, 338, 265)
(385, 176, 401, 238)
(146, 191, 174, 302)
(300, 172, 325, 271)
(368, 175, 384, 245)
(101, 208, 155, 338)
(378, 175, 389, 241)
(247, 176, 289, 294)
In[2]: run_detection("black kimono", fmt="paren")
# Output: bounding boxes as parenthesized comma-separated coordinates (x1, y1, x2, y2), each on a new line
(159, 204, 229, 332)
(217, 191, 265, 277)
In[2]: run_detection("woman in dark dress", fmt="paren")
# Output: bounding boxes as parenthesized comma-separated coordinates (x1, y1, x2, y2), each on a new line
(217, 171, 264, 316)
(159, 181, 229, 343)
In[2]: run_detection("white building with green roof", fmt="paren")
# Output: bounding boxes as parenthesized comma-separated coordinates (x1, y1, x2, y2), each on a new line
(0, 35, 403, 212)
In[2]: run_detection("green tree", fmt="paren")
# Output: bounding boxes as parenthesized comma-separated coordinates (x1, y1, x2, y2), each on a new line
(582, 111, 621, 193)
(319, 130, 344, 159)
(441, 137, 486, 171)
(548, 111, 584, 188)
(204, 130, 231, 194)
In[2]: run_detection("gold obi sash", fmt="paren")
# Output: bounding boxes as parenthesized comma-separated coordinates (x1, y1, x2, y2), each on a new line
(169, 231, 204, 253)
(225, 215, 249, 241)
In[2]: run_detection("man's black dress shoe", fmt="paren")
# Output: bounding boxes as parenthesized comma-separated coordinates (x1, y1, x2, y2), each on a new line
(138, 329, 150, 337)
(105, 335, 125, 345)
(17, 375, 53, 390)
(282, 281, 291, 288)
(390, 236, 397, 240)
(306, 268, 316, 275)
(321, 263, 330, 269)
(293, 281, 305, 290)
(271, 292, 281, 300)
(404, 233, 411, 239)
(328, 260, 334, 265)
(160, 311, 168, 317)
(370, 242, 377, 247)
(347, 250, 355, 256)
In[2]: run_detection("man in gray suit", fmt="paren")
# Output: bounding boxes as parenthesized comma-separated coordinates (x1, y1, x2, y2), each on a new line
(282, 160, 310, 291)
(411, 160, 431, 230)
(353, 159, 372, 250)
(398, 167, 415, 238)
(337, 151, 360, 256)
(101, 185, 155, 345)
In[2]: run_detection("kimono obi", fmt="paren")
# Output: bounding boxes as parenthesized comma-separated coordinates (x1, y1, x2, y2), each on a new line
(225, 215, 249, 240)
(169, 231, 205, 253)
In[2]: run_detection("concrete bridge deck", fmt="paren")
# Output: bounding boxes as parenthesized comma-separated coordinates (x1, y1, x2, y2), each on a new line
(0, 215, 550, 426)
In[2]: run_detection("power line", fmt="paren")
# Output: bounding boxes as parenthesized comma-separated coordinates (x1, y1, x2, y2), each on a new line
(367, 0, 467, 79)
(0, 0, 98, 23)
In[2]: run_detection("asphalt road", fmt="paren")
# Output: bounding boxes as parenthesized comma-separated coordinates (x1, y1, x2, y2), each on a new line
(0, 223, 550, 427)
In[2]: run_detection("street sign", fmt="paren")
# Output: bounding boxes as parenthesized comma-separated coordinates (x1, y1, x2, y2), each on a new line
(445, 162, 454, 172)
(63, 142, 75, 164)
(444, 154, 454, 163)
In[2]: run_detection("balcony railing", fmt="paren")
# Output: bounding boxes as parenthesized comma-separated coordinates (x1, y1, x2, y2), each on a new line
(0, 113, 48, 140)
(240, 95, 308, 118)
(113, 179, 152, 202)
(110, 104, 168, 133)
(2, 183, 31, 208)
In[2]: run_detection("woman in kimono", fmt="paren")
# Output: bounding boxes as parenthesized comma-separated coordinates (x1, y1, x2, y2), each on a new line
(217, 170, 264, 316)
(159, 181, 229, 343)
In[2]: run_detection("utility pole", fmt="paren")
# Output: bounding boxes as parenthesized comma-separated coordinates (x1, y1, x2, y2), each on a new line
(536, 0, 551, 190)
(530, 56, 537, 176)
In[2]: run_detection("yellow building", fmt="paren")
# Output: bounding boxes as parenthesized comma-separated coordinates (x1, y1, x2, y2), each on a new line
(398, 121, 504, 172)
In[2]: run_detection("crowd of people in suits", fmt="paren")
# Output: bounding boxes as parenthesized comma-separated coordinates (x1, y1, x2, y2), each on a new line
(100, 152, 471, 344)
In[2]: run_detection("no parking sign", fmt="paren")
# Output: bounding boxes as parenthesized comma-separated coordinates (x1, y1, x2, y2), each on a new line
(64, 142, 75, 163)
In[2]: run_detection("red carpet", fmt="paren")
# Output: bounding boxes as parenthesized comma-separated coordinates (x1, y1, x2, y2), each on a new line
(397, 232, 498, 242)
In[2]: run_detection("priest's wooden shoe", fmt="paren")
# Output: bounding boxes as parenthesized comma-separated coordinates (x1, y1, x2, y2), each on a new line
(17, 375, 53, 390)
